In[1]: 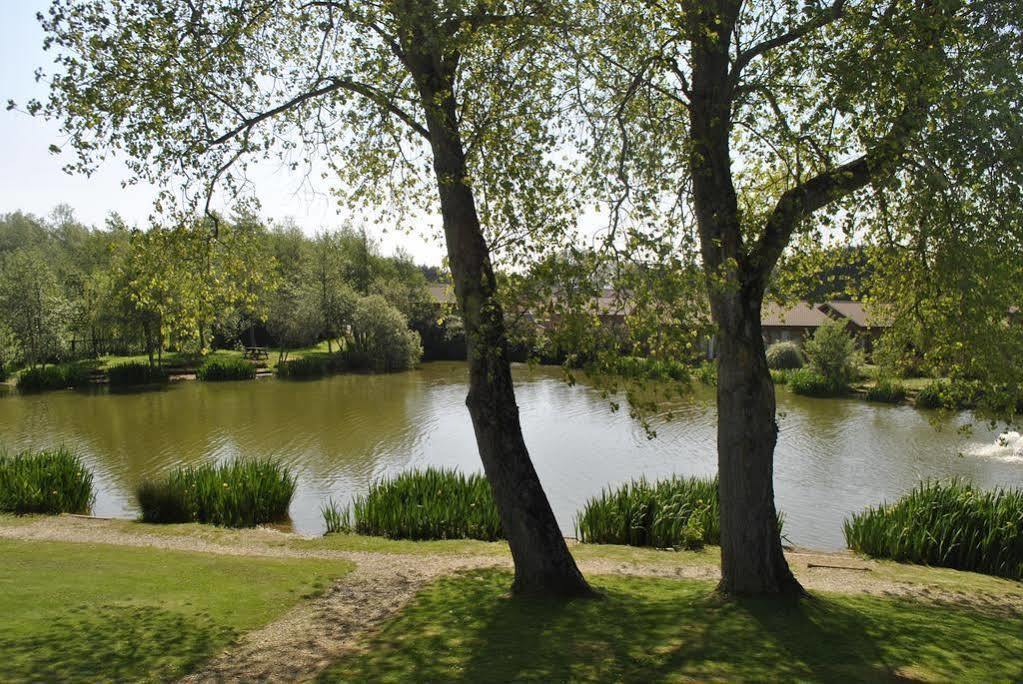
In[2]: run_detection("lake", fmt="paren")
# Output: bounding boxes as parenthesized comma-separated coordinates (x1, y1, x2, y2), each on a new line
(2, 361, 1020, 549)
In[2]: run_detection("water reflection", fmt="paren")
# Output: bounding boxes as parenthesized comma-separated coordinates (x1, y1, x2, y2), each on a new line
(0, 362, 1018, 549)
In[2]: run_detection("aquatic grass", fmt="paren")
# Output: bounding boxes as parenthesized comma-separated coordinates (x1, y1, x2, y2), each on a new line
(606, 356, 690, 383)
(18, 364, 92, 392)
(136, 459, 296, 527)
(0, 448, 94, 515)
(107, 361, 169, 387)
(576, 476, 724, 549)
(195, 357, 257, 382)
(865, 378, 907, 403)
(770, 369, 792, 385)
(787, 368, 848, 397)
(329, 468, 503, 541)
(844, 479, 1023, 580)
(277, 355, 347, 380)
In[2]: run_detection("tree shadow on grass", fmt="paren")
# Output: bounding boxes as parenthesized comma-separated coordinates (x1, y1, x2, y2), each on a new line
(0, 604, 235, 683)
(321, 570, 1023, 683)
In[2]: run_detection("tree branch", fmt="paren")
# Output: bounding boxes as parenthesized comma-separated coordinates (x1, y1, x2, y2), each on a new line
(730, 0, 846, 85)
(209, 76, 430, 147)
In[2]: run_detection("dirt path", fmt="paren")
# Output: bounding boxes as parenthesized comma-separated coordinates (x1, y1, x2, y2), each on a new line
(3, 516, 1021, 683)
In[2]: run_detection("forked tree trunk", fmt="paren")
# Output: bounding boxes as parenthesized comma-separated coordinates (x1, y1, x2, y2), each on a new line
(416, 67, 592, 599)
(713, 293, 803, 596)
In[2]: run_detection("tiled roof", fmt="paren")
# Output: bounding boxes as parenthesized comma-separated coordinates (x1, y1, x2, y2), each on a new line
(761, 301, 830, 327)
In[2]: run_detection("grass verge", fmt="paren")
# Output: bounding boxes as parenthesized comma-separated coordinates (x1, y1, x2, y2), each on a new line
(0, 538, 351, 683)
(318, 568, 1023, 682)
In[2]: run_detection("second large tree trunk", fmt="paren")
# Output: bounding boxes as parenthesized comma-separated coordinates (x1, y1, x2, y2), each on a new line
(713, 293, 804, 596)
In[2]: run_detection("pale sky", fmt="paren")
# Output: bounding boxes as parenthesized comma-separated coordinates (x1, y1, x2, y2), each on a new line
(0, 0, 449, 264)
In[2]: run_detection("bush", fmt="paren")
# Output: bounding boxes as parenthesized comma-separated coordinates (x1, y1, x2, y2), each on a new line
(327, 468, 503, 541)
(770, 369, 792, 385)
(787, 368, 848, 397)
(17, 364, 91, 392)
(350, 295, 423, 372)
(576, 476, 730, 550)
(107, 361, 169, 387)
(915, 379, 980, 410)
(0, 448, 94, 515)
(844, 480, 1023, 580)
(195, 357, 257, 382)
(766, 341, 804, 370)
(276, 355, 348, 380)
(803, 320, 860, 388)
(136, 459, 296, 527)
(694, 360, 717, 386)
(865, 378, 907, 403)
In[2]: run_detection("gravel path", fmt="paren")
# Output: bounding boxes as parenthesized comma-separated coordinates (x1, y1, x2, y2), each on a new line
(3, 516, 1020, 683)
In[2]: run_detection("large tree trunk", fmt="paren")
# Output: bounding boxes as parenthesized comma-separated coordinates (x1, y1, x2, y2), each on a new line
(416, 65, 592, 599)
(713, 293, 804, 596)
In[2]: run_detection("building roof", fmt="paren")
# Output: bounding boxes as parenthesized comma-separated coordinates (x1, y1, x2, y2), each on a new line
(761, 301, 830, 328)
(819, 301, 891, 328)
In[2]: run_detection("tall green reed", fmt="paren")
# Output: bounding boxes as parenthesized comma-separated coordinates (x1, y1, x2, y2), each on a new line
(844, 479, 1023, 580)
(0, 448, 94, 514)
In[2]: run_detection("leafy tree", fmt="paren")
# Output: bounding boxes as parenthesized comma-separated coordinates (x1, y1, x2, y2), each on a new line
(37, 0, 590, 595)
(309, 233, 359, 353)
(580, 0, 1023, 595)
(802, 321, 859, 387)
(350, 295, 424, 371)
(266, 284, 322, 364)
(0, 250, 67, 368)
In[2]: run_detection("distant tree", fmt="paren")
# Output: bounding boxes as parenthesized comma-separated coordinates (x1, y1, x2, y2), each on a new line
(0, 250, 66, 368)
(350, 295, 423, 372)
(266, 284, 322, 364)
(803, 321, 860, 388)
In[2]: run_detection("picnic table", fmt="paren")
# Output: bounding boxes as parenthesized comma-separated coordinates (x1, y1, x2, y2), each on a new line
(243, 346, 270, 361)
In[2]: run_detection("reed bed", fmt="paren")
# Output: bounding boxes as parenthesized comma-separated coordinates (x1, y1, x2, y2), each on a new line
(18, 364, 91, 392)
(277, 355, 347, 380)
(865, 378, 907, 403)
(326, 468, 503, 541)
(844, 479, 1023, 580)
(136, 459, 296, 527)
(195, 357, 257, 382)
(576, 476, 722, 550)
(107, 361, 169, 387)
(0, 448, 94, 515)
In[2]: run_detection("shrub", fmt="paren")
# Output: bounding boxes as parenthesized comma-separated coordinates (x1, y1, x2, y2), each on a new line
(915, 380, 947, 409)
(329, 468, 503, 541)
(0, 448, 94, 515)
(803, 320, 860, 388)
(107, 361, 169, 387)
(787, 368, 848, 397)
(766, 341, 804, 370)
(195, 357, 257, 382)
(350, 295, 423, 372)
(915, 379, 980, 410)
(770, 369, 792, 385)
(276, 355, 347, 380)
(576, 476, 724, 549)
(694, 360, 717, 386)
(844, 480, 1023, 580)
(136, 459, 296, 527)
(865, 378, 907, 403)
(18, 364, 91, 392)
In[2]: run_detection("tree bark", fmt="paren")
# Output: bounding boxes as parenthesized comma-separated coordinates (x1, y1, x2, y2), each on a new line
(413, 58, 592, 598)
(713, 291, 803, 596)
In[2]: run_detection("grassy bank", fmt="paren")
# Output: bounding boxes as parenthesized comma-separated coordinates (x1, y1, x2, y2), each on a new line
(319, 568, 1023, 682)
(0, 537, 351, 683)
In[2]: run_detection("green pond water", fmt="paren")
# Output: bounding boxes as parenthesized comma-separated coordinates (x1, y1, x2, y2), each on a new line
(1, 361, 1020, 549)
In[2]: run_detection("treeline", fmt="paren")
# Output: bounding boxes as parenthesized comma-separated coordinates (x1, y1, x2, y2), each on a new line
(0, 206, 462, 376)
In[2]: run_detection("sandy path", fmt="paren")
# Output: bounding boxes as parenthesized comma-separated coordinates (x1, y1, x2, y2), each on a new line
(3, 516, 1020, 683)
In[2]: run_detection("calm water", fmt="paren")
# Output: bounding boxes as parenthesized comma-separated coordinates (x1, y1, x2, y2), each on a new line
(1, 362, 1020, 549)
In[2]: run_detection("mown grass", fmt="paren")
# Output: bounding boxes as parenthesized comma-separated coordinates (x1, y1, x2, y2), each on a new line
(137, 459, 296, 528)
(318, 568, 1023, 683)
(576, 476, 722, 549)
(195, 357, 257, 381)
(0, 538, 351, 683)
(0, 448, 94, 515)
(326, 467, 503, 541)
(845, 479, 1023, 580)
(107, 361, 169, 387)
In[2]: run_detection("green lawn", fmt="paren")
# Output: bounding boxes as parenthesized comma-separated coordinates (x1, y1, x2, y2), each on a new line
(320, 569, 1023, 683)
(0, 538, 352, 683)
